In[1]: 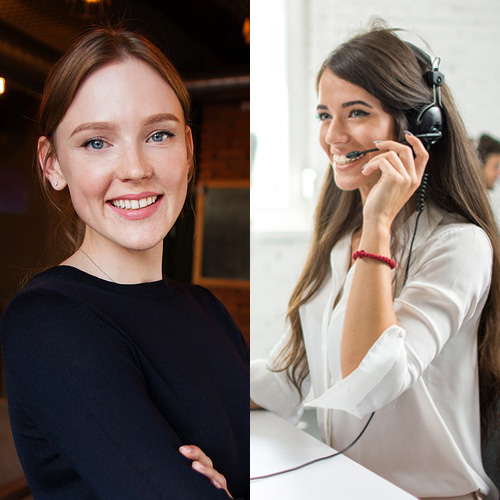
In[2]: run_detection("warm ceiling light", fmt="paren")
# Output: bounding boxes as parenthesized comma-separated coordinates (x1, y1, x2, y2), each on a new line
(0, 78, 5, 94)
(67, 0, 112, 17)
(242, 18, 250, 45)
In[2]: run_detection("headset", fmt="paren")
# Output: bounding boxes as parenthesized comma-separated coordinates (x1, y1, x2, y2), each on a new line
(403, 43, 446, 278)
(405, 42, 445, 150)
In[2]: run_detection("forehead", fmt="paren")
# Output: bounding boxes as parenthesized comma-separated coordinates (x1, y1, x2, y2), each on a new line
(486, 153, 500, 164)
(58, 58, 184, 131)
(318, 69, 380, 107)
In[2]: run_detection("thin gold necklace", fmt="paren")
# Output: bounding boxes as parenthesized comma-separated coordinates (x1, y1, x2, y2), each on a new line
(79, 248, 116, 283)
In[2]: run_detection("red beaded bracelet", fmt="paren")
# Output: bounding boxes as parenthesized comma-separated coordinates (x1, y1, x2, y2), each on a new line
(352, 250, 396, 269)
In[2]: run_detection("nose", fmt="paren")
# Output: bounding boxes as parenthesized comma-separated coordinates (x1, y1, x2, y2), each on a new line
(116, 143, 153, 182)
(323, 116, 349, 146)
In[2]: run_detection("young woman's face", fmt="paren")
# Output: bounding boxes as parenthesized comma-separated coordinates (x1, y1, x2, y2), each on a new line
(46, 58, 192, 253)
(317, 69, 396, 197)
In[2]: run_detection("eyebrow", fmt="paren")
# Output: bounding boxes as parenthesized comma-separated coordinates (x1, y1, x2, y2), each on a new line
(342, 100, 373, 109)
(316, 100, 374, 111)
(70, 113, 181, 138)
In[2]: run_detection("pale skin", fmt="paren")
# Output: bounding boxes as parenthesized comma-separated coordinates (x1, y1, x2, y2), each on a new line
(251, 69, 428, 410)
(38, 57, 232, 497)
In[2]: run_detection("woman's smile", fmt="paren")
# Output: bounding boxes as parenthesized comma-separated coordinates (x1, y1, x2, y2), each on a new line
(107, 192, 164, 221)
(317, 68, 396, 194)
(49, 57, 193, 253)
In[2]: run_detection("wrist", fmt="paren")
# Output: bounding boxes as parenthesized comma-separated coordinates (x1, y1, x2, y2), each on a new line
(362, 217, 392, 236)
(360, 222, 391, 247)
(353, 250, 396, 269)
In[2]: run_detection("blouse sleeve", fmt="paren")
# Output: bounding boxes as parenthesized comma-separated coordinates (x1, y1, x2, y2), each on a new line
(250, 330, 311, 424)
(1, 291, 230, 500)
(306, 223, 492, 418)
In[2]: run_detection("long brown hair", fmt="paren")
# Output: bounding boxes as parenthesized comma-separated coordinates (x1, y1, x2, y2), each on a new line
(38, 26, 192, 258)
(274, 23, 500, 439)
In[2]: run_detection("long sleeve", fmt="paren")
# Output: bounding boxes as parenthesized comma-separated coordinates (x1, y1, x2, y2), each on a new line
(1, 290, 230, 499)
(306, 221, 492, 418)
(250, 330, 310, 424)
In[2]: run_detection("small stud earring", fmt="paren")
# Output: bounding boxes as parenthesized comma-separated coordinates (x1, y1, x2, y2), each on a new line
(53, 181, 58, 187)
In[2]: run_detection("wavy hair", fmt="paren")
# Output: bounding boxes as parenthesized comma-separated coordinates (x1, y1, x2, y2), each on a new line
(273, 23, 500, 440)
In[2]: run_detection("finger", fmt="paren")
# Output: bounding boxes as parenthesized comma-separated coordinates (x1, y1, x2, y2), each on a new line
(368, 139, 416, 173)
(191, 461, 229, 493)
(364, 135, 424, 185)
(179, 445, 213, 467)
(403, 132, 429, 180)
(362, 152, 409, 179)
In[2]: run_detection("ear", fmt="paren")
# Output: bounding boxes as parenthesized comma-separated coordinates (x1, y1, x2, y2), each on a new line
(38, 136, 67, 190)
(185, 125, 194, 182)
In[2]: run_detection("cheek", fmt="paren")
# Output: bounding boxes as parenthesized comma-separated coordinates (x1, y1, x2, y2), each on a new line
(67, 167, 109, 198)
(159, 155, 189, 192)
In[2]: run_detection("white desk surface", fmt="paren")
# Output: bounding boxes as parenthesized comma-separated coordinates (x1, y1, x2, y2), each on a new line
(251, 410, 416, 499)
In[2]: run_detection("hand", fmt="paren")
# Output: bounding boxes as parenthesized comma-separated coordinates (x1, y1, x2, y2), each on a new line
(179, 445, 233, 498)
(360, 132, 429, 229)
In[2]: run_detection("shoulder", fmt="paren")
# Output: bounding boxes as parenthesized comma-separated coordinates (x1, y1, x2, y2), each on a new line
(166, 279, 248, 352)
(166, 279, 230, 317)
(431, 211, 492, 258)
(406, 208, 493, 294)
(2, 269, 87, 328)
(0, 270, 122, 359)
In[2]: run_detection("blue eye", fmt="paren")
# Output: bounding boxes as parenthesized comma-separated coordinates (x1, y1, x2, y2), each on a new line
(148, 131, 174, 143)
(83, 138, 106, 150)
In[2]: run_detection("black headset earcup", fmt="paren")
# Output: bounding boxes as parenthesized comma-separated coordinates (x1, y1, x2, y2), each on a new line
(409, 103, 443, 148)
(404, 42, 445, 149)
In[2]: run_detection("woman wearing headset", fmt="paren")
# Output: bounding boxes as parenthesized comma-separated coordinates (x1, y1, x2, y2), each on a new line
(251, 23, 500, 500)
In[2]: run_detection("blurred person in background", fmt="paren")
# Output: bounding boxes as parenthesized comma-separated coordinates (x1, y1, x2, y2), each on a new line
(477, 134, 500, 190)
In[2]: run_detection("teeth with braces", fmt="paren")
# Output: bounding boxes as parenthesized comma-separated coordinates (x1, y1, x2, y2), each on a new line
(111, 195, 158, 210)
(333, 154, 364, 166)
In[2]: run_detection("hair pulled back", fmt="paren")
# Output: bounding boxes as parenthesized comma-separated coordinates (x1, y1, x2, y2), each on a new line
(38, 27, 191, 255)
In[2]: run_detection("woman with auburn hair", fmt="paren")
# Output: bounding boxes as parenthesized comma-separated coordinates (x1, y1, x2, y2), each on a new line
(0, 28, 248, 499)
(251, 23, 500, 500)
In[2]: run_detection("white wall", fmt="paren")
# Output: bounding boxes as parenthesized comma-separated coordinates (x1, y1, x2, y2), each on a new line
(251, 0, 500, 361)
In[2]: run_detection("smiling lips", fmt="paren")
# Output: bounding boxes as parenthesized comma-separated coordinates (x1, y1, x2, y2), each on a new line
(111, 195, 158, 210)
(333, 153, 365, 166)
(107, 192, 163, 221)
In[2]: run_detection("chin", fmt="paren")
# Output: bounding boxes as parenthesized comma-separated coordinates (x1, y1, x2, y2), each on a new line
(333, 174, 363, 192)
(112, 229, 168, 253)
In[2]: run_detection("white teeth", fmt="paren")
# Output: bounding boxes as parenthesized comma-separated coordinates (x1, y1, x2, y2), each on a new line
(111, 195, 158, 210)
(333, 154, 362, 166)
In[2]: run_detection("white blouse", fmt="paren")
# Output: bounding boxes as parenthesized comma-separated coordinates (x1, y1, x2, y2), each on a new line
(251, 204, 499, 499)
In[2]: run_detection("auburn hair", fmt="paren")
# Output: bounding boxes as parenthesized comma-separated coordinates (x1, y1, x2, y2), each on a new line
(38, 26, 192, 257)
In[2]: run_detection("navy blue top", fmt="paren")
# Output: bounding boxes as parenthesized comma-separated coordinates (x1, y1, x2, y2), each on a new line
(0, 266, 249, 499)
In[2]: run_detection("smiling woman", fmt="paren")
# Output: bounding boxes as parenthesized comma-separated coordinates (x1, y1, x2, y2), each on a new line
(251, 23, 500, 500)
(39, 58, 191, 265)
(0, 28, 248, 500)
